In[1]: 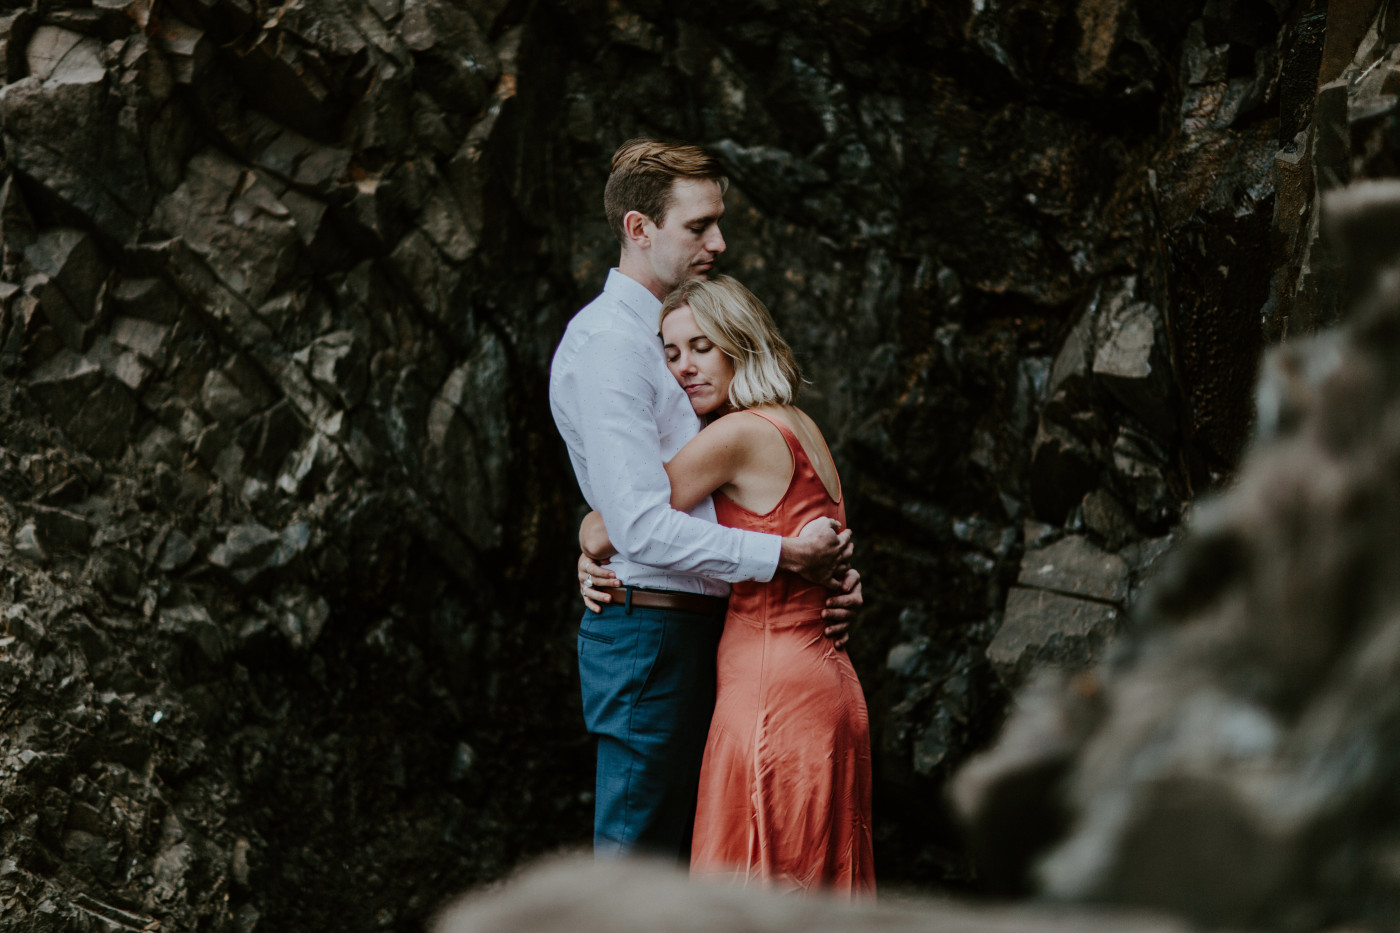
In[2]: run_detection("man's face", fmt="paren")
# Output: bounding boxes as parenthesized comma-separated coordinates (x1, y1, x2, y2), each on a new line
(642, 178, 726, 294)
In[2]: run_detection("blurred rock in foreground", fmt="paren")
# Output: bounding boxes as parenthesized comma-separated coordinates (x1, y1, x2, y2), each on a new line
(954, 177, 1400, 932)
(433, 854, 1189, 933)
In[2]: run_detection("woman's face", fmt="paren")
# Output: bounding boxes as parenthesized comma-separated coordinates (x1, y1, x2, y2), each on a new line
(662, 303, 734, 416)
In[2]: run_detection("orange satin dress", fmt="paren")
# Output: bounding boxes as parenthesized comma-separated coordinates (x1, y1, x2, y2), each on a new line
(690, 409, 875, 897)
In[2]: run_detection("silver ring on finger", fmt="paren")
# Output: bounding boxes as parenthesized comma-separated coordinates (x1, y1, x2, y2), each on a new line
(585, 575, 593, 588)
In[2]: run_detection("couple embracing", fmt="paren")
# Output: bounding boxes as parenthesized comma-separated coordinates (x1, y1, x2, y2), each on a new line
(549, 139, 875, 897)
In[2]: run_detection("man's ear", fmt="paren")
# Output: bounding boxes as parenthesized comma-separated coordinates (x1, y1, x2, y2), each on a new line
(622, 210, 652, 249)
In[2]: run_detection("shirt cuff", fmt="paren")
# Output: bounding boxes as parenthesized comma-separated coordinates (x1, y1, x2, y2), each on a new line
(736, 529, 782, 583)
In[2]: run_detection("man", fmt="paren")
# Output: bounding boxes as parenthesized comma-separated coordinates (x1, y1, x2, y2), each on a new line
(549, 139, 861, 861)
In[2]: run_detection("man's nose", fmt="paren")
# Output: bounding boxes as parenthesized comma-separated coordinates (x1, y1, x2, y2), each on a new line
(707, 225, 725, 255)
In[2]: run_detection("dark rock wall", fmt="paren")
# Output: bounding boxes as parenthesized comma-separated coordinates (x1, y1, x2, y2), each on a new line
(0, 0, 1340, 928)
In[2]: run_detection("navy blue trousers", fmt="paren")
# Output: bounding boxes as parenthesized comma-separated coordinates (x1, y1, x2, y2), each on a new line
(577, 599, 724, 862)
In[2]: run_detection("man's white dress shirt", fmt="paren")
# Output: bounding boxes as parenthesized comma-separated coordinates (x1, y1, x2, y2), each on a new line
(550, 269, 781, 595)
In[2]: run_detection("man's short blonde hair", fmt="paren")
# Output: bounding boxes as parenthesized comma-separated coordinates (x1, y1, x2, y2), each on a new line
(660, 275, 801, 409)
(604, 139, 727, 244)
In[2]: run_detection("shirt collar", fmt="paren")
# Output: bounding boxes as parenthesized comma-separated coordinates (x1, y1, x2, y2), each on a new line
(604, 268, 663, 334)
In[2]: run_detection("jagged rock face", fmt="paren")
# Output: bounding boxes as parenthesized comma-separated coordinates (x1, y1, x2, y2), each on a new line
(0, 0, 1325, 928)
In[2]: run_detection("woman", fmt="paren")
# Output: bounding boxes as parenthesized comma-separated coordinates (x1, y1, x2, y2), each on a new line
(581, 275, 875, 897)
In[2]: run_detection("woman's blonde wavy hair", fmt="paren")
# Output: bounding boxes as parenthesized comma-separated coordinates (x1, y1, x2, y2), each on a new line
(660, 275, 802, 409)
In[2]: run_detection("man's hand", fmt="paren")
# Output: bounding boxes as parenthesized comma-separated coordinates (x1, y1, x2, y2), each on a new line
(578, 551, 620, 613)
(821, 568, 862, 650)
(778, 517, 854, 587)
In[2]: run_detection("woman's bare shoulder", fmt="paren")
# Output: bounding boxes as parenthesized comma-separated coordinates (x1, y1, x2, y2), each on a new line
(707, 409, 790, 452)
(709, 409, 773, 435)
(747, 404, 823, 439)
(775, 403, 814, 427)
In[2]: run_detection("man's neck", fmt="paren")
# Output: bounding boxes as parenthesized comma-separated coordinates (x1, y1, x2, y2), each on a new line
(617, 253, 667, 301)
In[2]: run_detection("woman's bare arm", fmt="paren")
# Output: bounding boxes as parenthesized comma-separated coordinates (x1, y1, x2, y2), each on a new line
(576, 514, 620, 613)
(579, 510, 617, 560)
(662, 414, 753, 512)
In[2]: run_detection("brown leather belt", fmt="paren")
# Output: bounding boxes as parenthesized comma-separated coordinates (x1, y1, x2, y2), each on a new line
(597, 586, 727, 616)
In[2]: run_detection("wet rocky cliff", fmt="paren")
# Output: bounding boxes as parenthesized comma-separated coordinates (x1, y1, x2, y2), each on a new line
(0, 0, 1374, 929)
